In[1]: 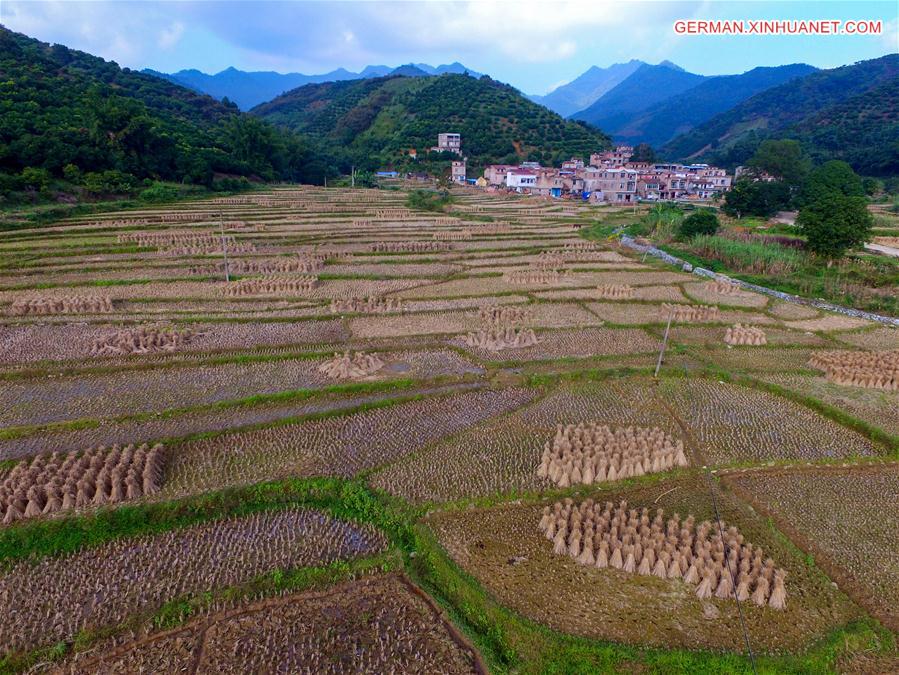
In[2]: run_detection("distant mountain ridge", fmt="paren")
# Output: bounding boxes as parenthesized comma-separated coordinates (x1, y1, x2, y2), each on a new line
(528, 60, 645, 117)
(609, 63, 818, 147)
(661, 54, 899, 175)
(570, 63, 708, 131)
(144, 62, 482, 110)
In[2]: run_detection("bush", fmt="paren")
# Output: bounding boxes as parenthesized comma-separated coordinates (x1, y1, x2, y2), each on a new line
(406, 189, 452, 213)
(20, 167, 52, 192)
(678, 210, 719, 239)
(139, 182, 179, 203)
(82, 170, 137, 195)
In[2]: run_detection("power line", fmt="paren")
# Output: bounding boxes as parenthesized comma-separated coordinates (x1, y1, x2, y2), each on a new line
(651, 386, 758, 675)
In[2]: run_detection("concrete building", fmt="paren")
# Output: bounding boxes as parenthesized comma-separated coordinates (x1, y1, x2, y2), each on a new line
(451, 160, 467, 184)
(432, 133, 462, 155)
(506, 168, 538, 191)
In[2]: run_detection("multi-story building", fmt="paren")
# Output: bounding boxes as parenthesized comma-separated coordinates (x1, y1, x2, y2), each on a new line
(451, 160, 467, 184)
(584, 167, 638, 202)
(561, 158, 585, 171)
(484, 164, 516, 186)
(432, 133, 462, 155)
(589, 146, 634, 168)
(481, 154, 732, 202)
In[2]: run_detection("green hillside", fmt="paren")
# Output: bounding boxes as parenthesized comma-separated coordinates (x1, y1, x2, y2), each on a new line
(609, 64, 817, 147)
(252, 73, 611, 169)
(788, 78, 899, 176)
(0, 27, 317, 188)
(661, 54, 898, 175)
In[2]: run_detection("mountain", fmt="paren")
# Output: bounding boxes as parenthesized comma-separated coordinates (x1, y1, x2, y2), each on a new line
(144, 62, 482, 110)
(787, 78, 899, 176)
(389, 64, 432, 77)
(610, 64, 818, 147)
(528, 60, 645, 117)
(570, 63, 708, 132)
(0, 27, 315, 185)
(252, 73, 611, 168)
(661, 54, 899, 174)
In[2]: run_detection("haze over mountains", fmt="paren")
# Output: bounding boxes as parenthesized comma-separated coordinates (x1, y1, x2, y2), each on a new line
(593, 63, 819, 147)
(526, 60, 646, 117)
(145, 62, 482, 110)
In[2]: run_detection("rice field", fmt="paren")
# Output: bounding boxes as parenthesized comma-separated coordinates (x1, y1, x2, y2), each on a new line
(1, 185, 894, 671)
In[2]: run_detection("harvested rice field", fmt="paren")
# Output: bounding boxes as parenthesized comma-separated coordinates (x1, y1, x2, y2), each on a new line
(0, 508, 386, 653)
(58, 575, 481, 674)
(426, 476, 861, 652)
(757, 373, 899, 435)
(724, 466, 899, 630)
(2, 186, 896, 673)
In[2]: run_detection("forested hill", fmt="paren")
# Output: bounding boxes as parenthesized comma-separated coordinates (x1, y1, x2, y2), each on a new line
(661, 54, 899, 175)
(252, 73, 612, 168)
(0, 27, 319, 186)
(787, 78, 899, 177)
(607, 64, 818, 147)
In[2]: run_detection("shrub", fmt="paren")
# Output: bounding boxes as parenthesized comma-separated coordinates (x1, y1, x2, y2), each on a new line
(406, 189, 453, 213)
(139, 182, 179, 203)
(20, 167, 52, 192)
(678, 210, 719, 240)
(82, 170, 138, 195)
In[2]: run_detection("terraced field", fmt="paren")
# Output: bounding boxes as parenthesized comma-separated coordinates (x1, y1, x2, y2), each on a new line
(1, 186, 896, 673)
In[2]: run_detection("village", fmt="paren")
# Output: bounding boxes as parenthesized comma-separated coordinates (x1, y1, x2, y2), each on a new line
(386, 133, 735, 203)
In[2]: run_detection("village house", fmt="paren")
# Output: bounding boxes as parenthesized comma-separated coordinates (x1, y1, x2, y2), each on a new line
(431, 133, 462, 155)
(532, 170, 565, 198)
(561, 158, 585, 171)
(451, 160, 467, 184)
(484, 164, 516, 186)
(505, 168, 538, 192)
(585, 167, 638, 203)
(481, 153, 732, 202)
(589, 146, 634, 168)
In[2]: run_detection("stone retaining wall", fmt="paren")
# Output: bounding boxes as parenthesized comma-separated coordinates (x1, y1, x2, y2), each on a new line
(619, 235, 899, 328)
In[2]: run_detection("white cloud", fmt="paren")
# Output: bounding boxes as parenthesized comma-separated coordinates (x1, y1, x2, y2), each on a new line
(3, 1, 182, 66)
(158, 21, 185, 50)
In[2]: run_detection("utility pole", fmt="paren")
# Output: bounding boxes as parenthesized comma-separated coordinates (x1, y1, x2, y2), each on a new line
(219, 210, 230, 283)
(654, 307, 673, 377)
(351, 166, 355, 188)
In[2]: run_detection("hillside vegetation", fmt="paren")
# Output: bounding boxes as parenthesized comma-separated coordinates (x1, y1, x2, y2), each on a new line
(609, 64, 817, 147)
(0, 27, 320, 194)
(661, 54, 899, 175)
(252, 73, 611, 170)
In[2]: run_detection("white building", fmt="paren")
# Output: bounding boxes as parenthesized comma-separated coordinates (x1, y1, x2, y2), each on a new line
(505, 168, 538, 191)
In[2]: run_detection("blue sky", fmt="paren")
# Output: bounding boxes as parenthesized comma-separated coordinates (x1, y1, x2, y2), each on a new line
(3, 1, 896, 94)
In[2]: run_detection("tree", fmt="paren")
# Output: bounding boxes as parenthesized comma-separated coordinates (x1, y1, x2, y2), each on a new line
(746, 139, 809, 188)
(723, 179, 791, 218)
(629, 143, 656, 163)
(20, 167, 51, 191)
(678, 210, 719, 239)
(798, 193, 872, 261)
(801, 160, 865, 205)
